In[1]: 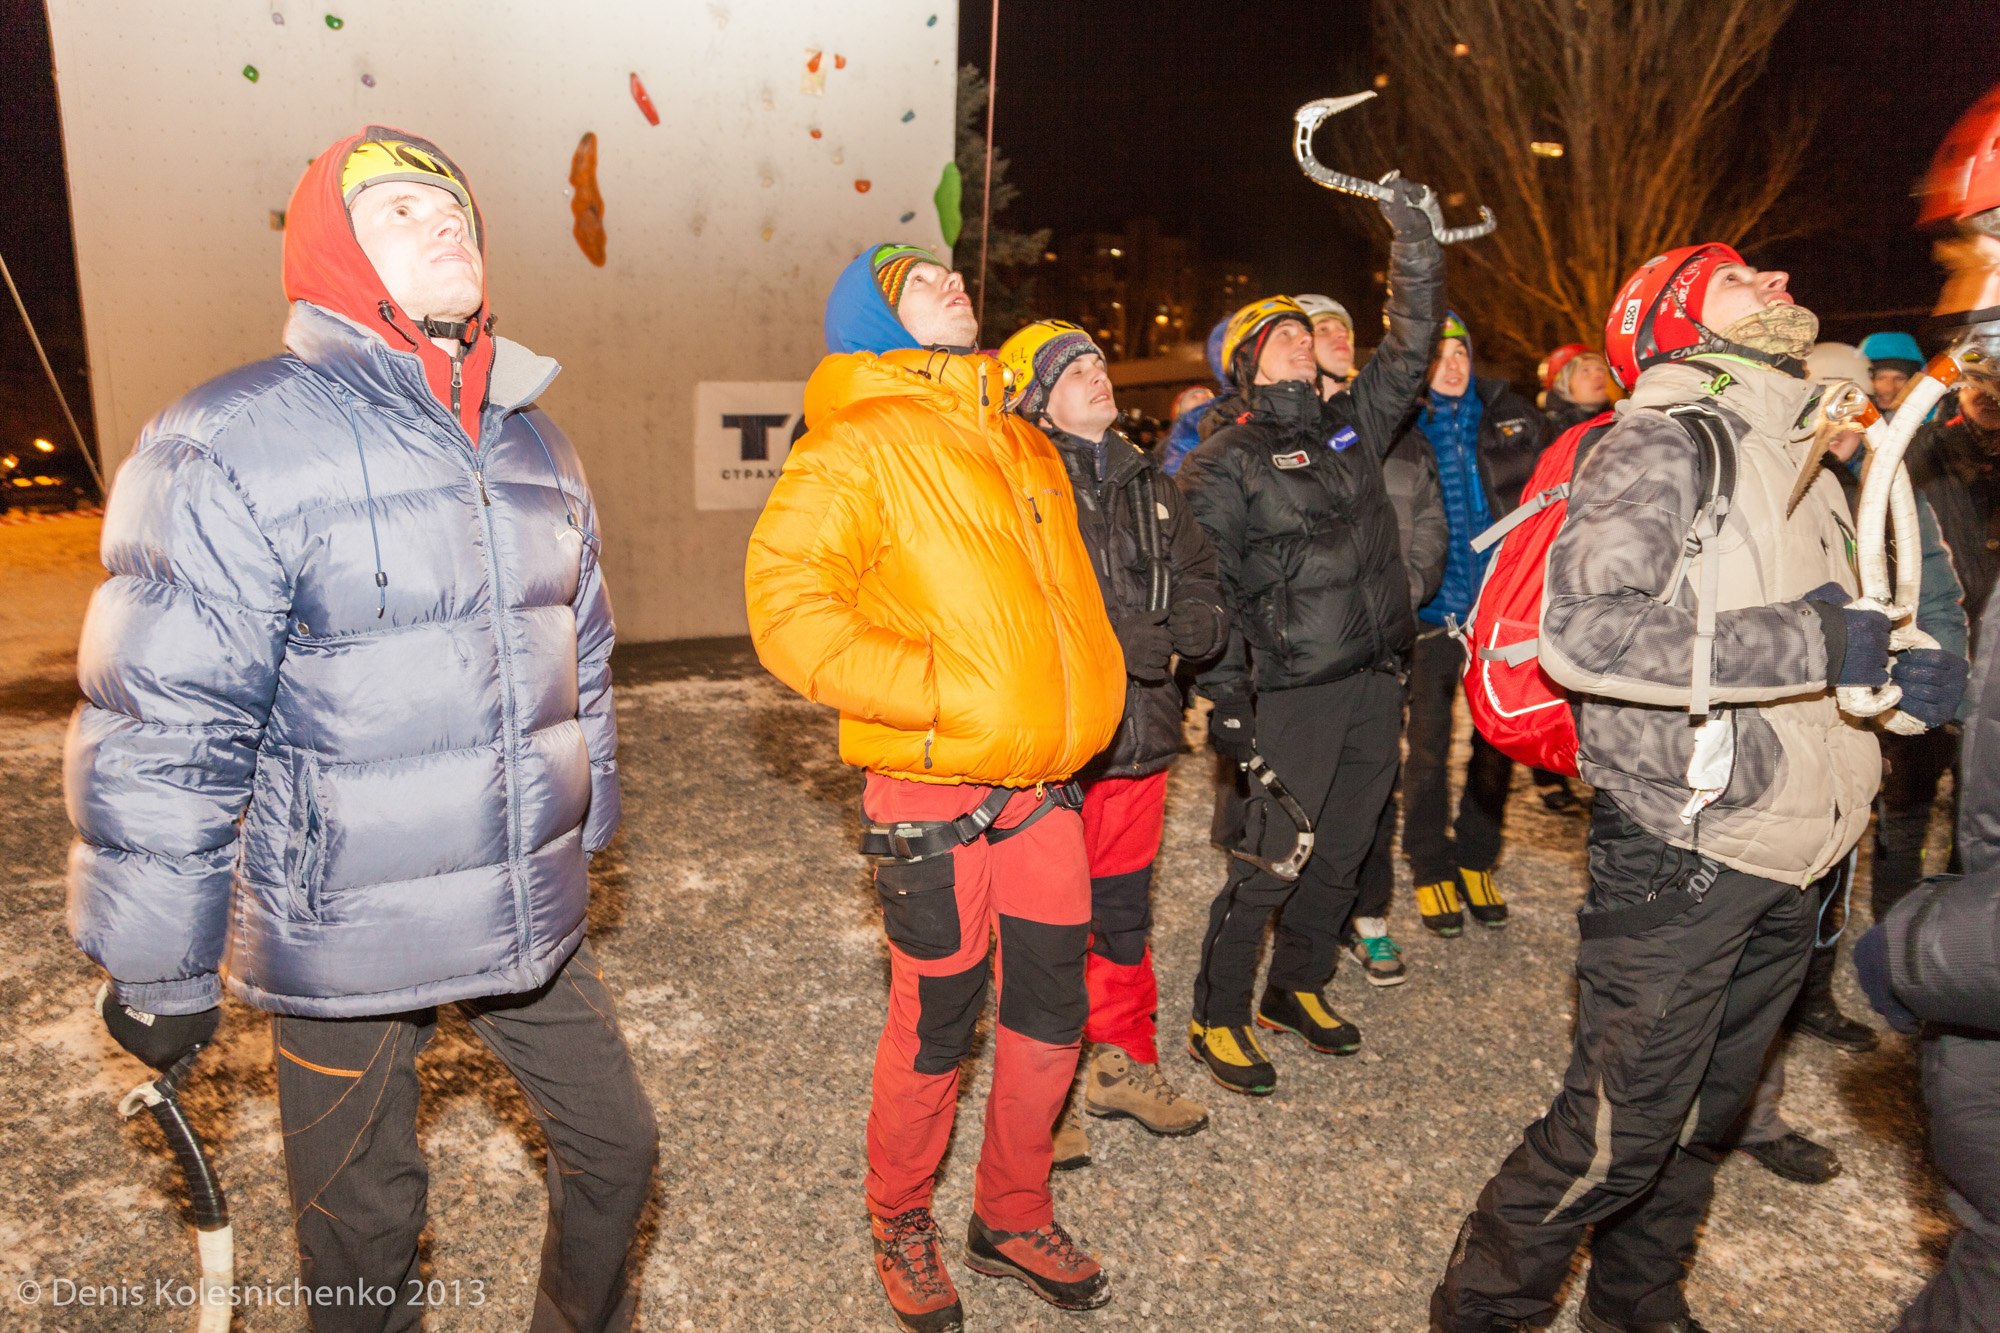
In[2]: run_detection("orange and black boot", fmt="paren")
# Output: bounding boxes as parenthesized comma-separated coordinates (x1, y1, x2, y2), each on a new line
(1460, 867, 1509, 928)
(964, 1213, 1112, 1310)
(1415, 877, 1465, 937)
(871, 1208, 964, 1333)
(1256, 986, 1361, 1055)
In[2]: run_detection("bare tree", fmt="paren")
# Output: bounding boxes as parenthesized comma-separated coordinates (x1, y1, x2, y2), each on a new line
(1351, 0, 1813, 369)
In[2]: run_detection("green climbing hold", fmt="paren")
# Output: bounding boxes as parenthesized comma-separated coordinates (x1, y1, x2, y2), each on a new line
(927, 14, 938, 25)
(933, 161, 963, 247)
(324, 13, 343, 28)
(242, 64, 259, 82)
(901, 110, 915, 123)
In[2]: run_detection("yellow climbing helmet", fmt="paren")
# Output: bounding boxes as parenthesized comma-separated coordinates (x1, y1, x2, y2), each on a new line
(1220, 296, 1311, 383)
(997, 319, 1103, 418)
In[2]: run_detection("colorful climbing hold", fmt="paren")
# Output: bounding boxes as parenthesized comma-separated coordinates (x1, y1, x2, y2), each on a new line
(761, 226, 774, 242)
(630, 73, 660, 125)
(805, 50, 823, 74)
(927, 13, 938, 25)
(271, 11, 285, 24)
(900, 211, 916, 223)
(324, 13, 343, 29)
(242, 65, 259, 82)
(901, 110, 915, 123)
(933, 162, 964, 246)
(854, 179, 872, 193)
(360, 72, 376, 87)
(569, 132, 607, 267)
(809, 128, 822, 139)
(834, 53, 846, 69)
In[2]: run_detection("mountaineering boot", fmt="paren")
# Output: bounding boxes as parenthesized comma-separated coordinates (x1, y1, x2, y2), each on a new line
(1082, 1045, 1209, 1136)
(1737, 1129, 1843, 1184)
(871, 1207, 964, 1333)
(1344, 916, 1409, 986)
(1051, 1103, 1091, 1171)
(1459, 868, 1509, 928)
(1415, 877, 1465, 936)
(1792, 946, 1878, 1052)
(1186, 1020, 1277, 1096)
(1256, 986, 1362, 1054)
(1576, 1301, 1712, 1333)
(964, 1213, 1112, 1310)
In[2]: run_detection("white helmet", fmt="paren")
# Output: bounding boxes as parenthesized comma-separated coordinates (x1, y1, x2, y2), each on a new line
(1294, 293, 1353, 333)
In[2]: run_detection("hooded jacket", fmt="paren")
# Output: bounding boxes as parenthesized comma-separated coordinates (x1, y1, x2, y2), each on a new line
(1177, 231, 1445, 700)
(65, 129, 615, 1019)
(746, 270, 1123, 785)
(1540, 357, 1879, 884)
(1045, 426, 1226, 778)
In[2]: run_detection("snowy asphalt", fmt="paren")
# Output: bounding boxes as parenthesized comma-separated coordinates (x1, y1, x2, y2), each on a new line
(0, 517, 1949, 1330)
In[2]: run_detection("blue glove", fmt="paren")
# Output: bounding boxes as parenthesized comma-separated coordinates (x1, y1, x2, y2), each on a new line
(1801, 583, 1891, 687)
(1890, 648, 1969, 729)
(1851, 925, 1917, 1034)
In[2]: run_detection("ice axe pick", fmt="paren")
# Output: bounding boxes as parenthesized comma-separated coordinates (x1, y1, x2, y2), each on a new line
(1292, 91, 1498, 244)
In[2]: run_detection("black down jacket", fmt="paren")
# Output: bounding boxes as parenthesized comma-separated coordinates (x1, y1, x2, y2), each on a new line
(1176, 234, 1445, 700)
(1049, 427, 1227, 779)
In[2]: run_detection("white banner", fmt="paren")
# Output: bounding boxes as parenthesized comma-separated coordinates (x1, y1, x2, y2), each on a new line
(692, 382, 808, 512)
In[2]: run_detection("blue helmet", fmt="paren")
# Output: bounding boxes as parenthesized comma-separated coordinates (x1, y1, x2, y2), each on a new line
(1860, 331, 1925, 373)
(1204, 317, 1230, 386)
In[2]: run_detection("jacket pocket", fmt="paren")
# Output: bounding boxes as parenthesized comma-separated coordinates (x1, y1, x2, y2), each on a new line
(875, 854, 961, 961)
(283, 750, 330, 919)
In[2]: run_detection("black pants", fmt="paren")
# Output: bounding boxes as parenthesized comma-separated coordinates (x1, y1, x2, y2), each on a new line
(1403, 629, 1512, 884)
(1874, 726, 1960, 919)
(1351, 778, 1398, 923)
(1900, 1032, 2000, 1332)
(1192, 670, 1403, 1024)
(273, 941, 659, 1333)
(1433, 797, 1814, 1330)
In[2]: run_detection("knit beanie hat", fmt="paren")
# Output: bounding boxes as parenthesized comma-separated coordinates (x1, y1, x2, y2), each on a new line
(871, 243, 940, 310)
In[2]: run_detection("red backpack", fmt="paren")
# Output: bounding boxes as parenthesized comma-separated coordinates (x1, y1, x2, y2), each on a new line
(1456, 403, 1736, 777)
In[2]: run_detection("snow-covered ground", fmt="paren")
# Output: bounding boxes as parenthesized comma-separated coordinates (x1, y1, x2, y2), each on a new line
(0, 517, 1946, 1329)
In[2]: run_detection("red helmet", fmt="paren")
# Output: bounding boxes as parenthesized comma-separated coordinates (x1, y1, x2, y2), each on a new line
(1603, 243, 1746, 389)
(1538, 342, 1592, 393)
(1920, 84, 2000, 228)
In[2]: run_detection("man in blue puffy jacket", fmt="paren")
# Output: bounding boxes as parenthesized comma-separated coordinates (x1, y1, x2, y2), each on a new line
(69, 127, 656, 1332)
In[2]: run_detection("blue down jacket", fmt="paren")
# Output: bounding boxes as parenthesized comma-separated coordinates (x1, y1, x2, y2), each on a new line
(65, 302, 618, 1018)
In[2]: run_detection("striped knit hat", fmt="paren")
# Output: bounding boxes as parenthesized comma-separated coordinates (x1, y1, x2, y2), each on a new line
(871, 243, 940, 310)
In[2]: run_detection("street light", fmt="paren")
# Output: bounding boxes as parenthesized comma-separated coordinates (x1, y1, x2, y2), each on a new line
(33, 438, 54, 453)
(1, 454, 16, 470)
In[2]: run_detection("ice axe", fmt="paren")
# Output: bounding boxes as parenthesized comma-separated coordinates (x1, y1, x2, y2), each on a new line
(1291, 91, 1498, 245)
(101, 985, 233, 1332)
(1833, 352, 1966, 734)
(1229, 754, 1316, 881)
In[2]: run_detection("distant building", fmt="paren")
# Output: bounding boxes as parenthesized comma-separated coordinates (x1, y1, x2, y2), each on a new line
(1037, 219, 1255, 361)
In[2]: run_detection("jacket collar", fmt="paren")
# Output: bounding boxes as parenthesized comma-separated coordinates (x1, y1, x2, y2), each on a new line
(1247, 378, 1324, 434)
(284, 301, 559, 424)
(1047, 426, 1150, 487)
(1622, 356, 1814, 446)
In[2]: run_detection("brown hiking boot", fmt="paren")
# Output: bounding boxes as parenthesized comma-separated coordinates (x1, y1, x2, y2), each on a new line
(964, 1213, 1111, 1310)
(1082, 1046, 1209, 1136)
(871, 1208, 963, 1333)
(1051, 1102, 1091, 1170)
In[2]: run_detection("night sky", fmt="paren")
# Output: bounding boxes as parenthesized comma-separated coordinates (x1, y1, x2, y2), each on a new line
(3, 1, 1995, 495)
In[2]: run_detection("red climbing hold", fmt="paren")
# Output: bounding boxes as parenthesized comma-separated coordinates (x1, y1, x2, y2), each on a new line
(854, 179, 872, 193)
(630, 73, 659, 126)
(834, 53, 846, 69)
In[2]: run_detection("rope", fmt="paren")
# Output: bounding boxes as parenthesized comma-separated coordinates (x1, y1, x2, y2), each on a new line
(0, 246, 106, 495)
(976, 0, 999, 329)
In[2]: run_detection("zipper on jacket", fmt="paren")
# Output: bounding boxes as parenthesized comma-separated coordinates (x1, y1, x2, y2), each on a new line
(923, 728, 935, 770)
(1027, 492, 1043, 523)
(450, 349, 465, 421)
(474, 468, 491, 505)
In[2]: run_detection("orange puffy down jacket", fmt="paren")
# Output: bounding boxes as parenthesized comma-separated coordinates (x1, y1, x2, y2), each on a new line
(745, 348, 1125, 786)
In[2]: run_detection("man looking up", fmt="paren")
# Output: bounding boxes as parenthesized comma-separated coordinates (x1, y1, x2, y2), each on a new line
(998, 320, 1228, 1165)
(1177, 178, 1444, 1097)
(70, 128, 655, 1332)
(747, 245, 1125, 1331)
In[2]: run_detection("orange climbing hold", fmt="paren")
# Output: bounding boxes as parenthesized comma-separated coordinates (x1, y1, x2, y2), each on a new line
(854, 179, 872, 193)
(569, 132, 606, 266)
(834, 53, 846, 69)
(630, 73, 659, 126)
(810, 128, 822, 139)
(806, 50, 823, 73)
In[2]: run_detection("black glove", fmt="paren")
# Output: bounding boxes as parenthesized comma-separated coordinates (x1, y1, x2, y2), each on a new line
(1376, 174, 1435, 243)
(100, 986, 219, 1071)
(1890, 648, 1969, 729)
(1115, 608, 1174, 684)
(1801, 582, 1891, 687)
(1168, 599, 1226, 663)
(1851, 924, 1917, 1034)
(1207, 696, 1256, 765)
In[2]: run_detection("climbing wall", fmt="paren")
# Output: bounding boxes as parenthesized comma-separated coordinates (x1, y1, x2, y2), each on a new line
(46, 0, 958, 641)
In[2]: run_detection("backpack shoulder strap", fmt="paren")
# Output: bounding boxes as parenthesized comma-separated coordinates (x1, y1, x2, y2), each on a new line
(1658, 402, 1742, 715)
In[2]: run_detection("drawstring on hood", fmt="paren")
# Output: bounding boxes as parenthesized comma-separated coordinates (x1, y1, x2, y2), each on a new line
(336, 393, 390, 618)
(284, 127, 495, 445)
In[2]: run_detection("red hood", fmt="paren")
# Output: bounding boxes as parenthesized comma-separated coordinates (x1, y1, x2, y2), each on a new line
(282, 127, 494, 444)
